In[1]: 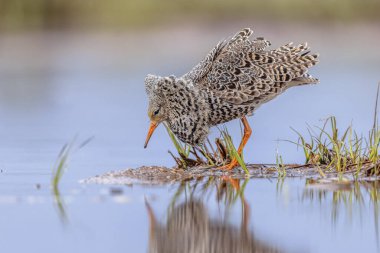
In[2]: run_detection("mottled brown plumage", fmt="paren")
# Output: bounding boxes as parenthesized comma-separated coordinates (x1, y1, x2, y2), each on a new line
(144, 28, 319, 168)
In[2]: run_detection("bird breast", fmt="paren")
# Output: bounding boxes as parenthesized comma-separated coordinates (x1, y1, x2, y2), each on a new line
(166, 83, 211, 146)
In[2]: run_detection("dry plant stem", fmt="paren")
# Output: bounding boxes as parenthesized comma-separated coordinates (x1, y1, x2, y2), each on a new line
(202, 143, 212, 158)
(168, 151, 182, 167)
(207, 138, 218, 159)
(198, 148, 216, 165)
(191, 147, 205, 164)
(215, 138, 228, 162)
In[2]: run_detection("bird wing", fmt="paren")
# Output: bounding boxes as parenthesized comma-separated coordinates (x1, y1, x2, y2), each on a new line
(181, 28, 319, 105)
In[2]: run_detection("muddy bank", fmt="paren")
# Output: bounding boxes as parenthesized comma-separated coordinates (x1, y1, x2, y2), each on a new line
(81, 164, 331, 185)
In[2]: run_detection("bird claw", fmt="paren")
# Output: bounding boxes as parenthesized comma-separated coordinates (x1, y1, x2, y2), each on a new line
(217, 159, 239, 170)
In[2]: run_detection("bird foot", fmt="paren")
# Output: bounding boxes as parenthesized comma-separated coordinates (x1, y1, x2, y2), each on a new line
(217, 159, 239, 170)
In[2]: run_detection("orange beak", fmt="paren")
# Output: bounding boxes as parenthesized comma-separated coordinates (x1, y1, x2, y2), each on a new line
(144, 121, 159, 148)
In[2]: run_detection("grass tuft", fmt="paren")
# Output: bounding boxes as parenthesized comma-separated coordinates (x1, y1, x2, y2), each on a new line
(275, 147, 286, 177)
(288, 83, 380, 178)
(165, 124, 248, 174)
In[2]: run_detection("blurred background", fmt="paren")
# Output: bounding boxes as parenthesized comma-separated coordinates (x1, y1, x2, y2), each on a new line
(0, 0, 379, 31)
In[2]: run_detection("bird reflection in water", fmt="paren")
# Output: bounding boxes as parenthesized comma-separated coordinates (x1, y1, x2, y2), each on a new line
(145, 177, 284, 253)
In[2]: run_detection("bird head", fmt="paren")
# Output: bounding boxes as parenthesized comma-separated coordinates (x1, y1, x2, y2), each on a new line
(144, 74, 175, 148)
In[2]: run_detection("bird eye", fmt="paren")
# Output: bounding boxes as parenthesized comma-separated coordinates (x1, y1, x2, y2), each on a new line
(153, 108, 160, 116)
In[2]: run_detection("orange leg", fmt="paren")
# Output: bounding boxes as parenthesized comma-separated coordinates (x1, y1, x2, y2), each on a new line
(219, 116, 252, 170)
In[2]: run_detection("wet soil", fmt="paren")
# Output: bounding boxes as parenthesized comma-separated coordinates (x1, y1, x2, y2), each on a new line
(82, 164, 326, 185)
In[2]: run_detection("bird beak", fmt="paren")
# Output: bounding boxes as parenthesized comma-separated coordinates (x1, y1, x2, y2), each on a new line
(144, 121, 159, 148)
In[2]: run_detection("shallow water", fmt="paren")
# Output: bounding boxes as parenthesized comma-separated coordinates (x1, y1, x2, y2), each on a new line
(1, 177, 379, 253)
(0, 23, 379, 252)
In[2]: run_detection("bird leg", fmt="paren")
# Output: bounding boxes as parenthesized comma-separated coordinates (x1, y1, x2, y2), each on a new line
(219, 116, 252, 170)
(221, 177, 241, 191)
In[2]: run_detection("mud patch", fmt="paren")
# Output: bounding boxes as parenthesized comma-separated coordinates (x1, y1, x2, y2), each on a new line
(82, 164, 322, 185)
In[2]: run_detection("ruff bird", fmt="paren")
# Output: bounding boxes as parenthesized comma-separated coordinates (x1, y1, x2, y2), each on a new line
(144, 28, 319, 169)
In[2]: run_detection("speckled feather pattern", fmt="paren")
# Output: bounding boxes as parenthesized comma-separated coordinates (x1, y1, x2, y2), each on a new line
(145, 28, 319, 146)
